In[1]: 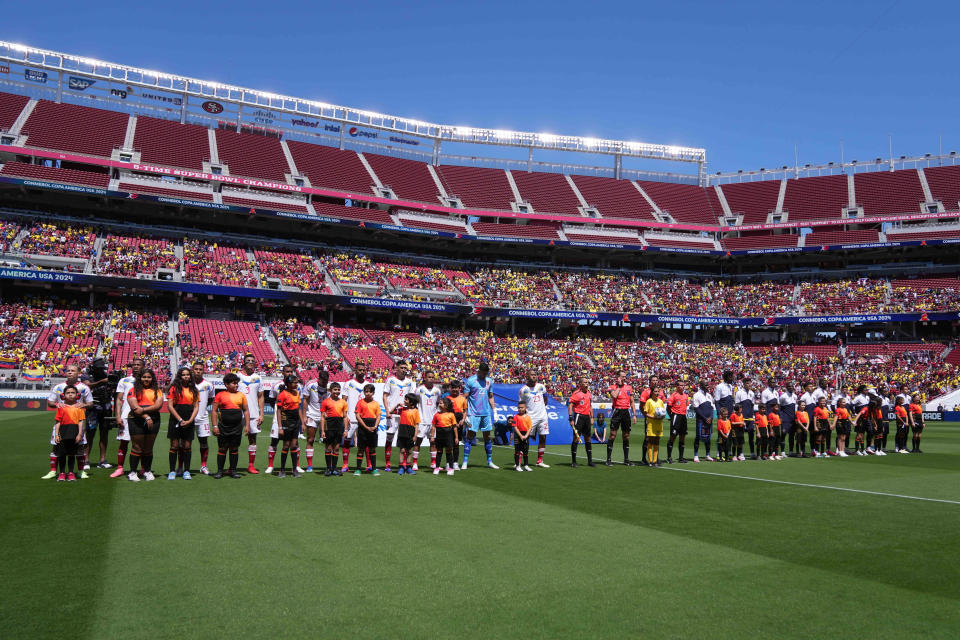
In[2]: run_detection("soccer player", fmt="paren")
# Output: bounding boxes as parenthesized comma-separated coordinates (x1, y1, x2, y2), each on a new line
(238, 354, 265, 474)
(447, 381, 468, 470)
(832, 398, 851, 457)
(666, 382, 689, 463)
(716, 407, 732, 462)
(876, 386, 892, 455)
(382, 360, 416, 472)
(512, 400, 533, 471)
(778, 381, 798, 457)
(414, 370, 441, 471)
(192, 361, 215, 475)
(303, 368, 330, 472)
(320, 382, 347, 476)
(729, 405, 746, 461)
(734, 378, 756, 460)
(342, 363, 368, 473)
(799, 382, 818, 456)
(211, 373, 250, 479)
(45, 364, 93, 479)
(354, 383, 381, 476)
(393, 393, 420, 475)
(643, 383, 666, 467)
(462, 362, 498, 470)
(568, 377, 596, 467)
(760, 377, 780, 414)
(767, 405, 783, 460)
(893, 395, 910, 454)
(607, 370, 636, 466)
(812, 378, 832, 454)
(692, 380, 715, 462)
(125, 369, 165, 482)
(909, 395, 925, 453)
(638, 375, 665, 464)
(754, 408, 770, 460)
(431, 396, 458, 476)
(266, 363, 298, 474)
(519, 371, 551, 468)
(275, 374, 306, 477)
(794, 400, 810, 457)
(166, 366, 199, 480)
(713, 371, 736, 420)
(813, 397, 832, 458)
(53, 385, 85, 481)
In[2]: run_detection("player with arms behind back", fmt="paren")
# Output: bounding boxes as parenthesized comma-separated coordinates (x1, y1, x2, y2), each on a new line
(519, 371, 552, 468)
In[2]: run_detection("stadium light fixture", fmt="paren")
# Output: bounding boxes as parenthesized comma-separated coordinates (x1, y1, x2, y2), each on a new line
(538, 133, 558, 145)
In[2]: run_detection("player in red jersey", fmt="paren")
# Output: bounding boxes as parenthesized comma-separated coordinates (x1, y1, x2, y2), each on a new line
(607, 370, 636, 466)
(908, 396, 925, 453)
(569, 377, 597, 467)
(211, 373, 250, 479)
(666, 382, 690, 463)
(320, 382, 348, 476)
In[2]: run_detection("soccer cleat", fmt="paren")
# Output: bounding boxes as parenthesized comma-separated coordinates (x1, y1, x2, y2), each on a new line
(446, 468, 455, 476)
(372, 469, 381, 477)
(213, 471, 223, 479)
(705, 455, 714, 462)
(877, 450, 887, 456)
(408, 469, 416, 475)
(292, 470, 301, 478)
(384, 466, 392, 473)
(515, 465, 523, 472)
(604, 460, 613, 466)
(200, 465, 210, 475)
(571, 462, 579, 468)
(79, 470, 89, 479)
(333, 470, 342, 476)
(229, 471, 242, 479)
(264, 466, 274, 475)
(42, 470, 57, 480)
(182, 470, 192, 480)
(433, 467, 441, 475)
(305, 466, 313, 472)
(678, 458, 689, 463)
(67, 472, 77, 482)
(57, 473, 66, 482)
(97, 462, 112, 469)
(666, 458, 674, 464)
(738, 454, 745, 461)
(277, 471, 286, 478)
(693, 456, 700, 463)
(397, 467, 405, 476)
(295, 466, 304, 473)
(365, 467, 373, 473)
(523, 465, 533, 472)
(341, 464, 350, 473)
(354, 470, 362, 476)
(128, 472, 140, 482)
(167, 472, 177, 480)
(143, 472, 155, 481)
(412, 463, 419, 471)
(109, 468, 125, 478)
(323, 469, 332, 477)
(83, 463, 91, 471)
(247, 465, 259, 474)
(750, 455, 758, 461)
(457, 462, 465, 470)
(588, 462, 597, 467)
(488, 462, 500, 470)
(537, 461, 550, 468)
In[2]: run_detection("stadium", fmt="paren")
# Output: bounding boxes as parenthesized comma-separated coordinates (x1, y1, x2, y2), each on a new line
(1, 20, 959, 640)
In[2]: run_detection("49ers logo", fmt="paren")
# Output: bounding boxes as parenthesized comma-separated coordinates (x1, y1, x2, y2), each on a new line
(201, 101, 224, 114)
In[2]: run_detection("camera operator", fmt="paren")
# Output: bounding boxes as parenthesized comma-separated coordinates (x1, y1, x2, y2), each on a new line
(84, 358, 115, 469)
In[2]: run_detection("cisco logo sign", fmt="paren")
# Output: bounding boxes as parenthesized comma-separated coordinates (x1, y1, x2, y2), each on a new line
(201, 101, 224, 114)
(348, 126, 377, 139)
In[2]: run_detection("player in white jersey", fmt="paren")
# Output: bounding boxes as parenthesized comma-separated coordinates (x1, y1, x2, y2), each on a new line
(265, 364, 297, 474)
(302, 367, 329, 473)
(109, 358, 143, 478)
(43, 364, 93, 479)
(519, 372, 551, 468)
(341, 363, 368, 472)
(238, 354, 265, 474)
(382, 360, 416, 472)
(191, 360, 214, 474)
(414, 370, 441, 471)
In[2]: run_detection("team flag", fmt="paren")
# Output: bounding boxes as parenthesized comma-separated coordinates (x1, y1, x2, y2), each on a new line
(22, 369, 44, 382)
(0, 355, 17, 369)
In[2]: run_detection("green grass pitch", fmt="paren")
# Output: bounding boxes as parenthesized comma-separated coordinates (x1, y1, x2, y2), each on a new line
(2, 411, 959, 639)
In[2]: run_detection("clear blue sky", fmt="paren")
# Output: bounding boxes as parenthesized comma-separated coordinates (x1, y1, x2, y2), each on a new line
(3, 0, 957, 177)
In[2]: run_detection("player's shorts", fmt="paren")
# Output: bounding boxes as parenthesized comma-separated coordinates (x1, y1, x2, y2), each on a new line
(669, 413, 688, 436)
(835, 419, 851, 436)
(305, 413, 322, 429)
(386, 416, 401, 435)
(345, 419, 359, 439)
(646, 420, 663, 438)
(323, 427, 343, 446)
(610, 408, 632, 433)
(195, 417, 210, 438)
(116, 417, 131, 442)
(469, 414, 493, 433)
(55, 424, 81, 457)
(269, 418, 282, 439)
(217, 432, 242, 450)
(911, 419, 924, 433)
(167, 423, 196, 441)
(695, 417, 712, 440)
(416, 422, 433, 439)
(357, 427, 378, 450)
(881, 420, 891, 436)
(248, 415, 262, 435)
(528, 416, 549, 437)
(435, 426, 455, 449)
(128, 413, 161, 436)
(396, 435, 414, 450)
(573, 414, 592, 436)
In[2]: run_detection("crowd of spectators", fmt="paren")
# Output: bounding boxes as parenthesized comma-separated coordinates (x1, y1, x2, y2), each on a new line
(794, 278, 891, 315)
(706, 281, 797, 316)
(0, 301, 45, 369)
(98, 235, 179, 278)
(177, 314, 280, 375)
(270, 318, 346, 380)
(18, 222, 96, 259)
(21, 309, 106, 376)
(0, 221, 20, 253)
(104, 310, 171, 384)
(182, 239, 258, 287)
(461, 267, 559, 307)
(254, 249, 328, 292)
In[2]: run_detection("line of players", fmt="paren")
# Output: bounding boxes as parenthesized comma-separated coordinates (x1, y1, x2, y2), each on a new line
(42, 358, 928, 481)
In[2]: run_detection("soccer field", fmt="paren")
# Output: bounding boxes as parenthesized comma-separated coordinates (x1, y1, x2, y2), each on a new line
(3, 411, 959, 639)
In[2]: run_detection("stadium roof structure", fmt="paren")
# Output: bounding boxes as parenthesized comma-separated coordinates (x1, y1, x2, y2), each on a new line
(0, 41, 707, 181)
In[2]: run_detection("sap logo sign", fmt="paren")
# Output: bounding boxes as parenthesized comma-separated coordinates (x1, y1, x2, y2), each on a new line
(201, 101, 224, 114)
(68, 76, 96, 91)
(348, 126, 377, 139)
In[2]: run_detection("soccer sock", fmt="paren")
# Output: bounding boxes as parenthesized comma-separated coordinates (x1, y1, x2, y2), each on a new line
(436, 449, 444, 468)
(454, 443, 460, 464)
(200, 445, 208, 467)
(516, 450, 522, 467)
(292, 448, 299, 470)
(356, 449, 364, 471)
(653, 442, 659, 463)
(485, 439, 493, 463)
(607, 439, 614, 461)
(281, 450, 288, 471)
(142, 455, 153, 472)
(217, 450, 226, 472)
(623, 440, 630, 462)
(647, 442, 655, 464)
(693, 437, 700, 456)
(365, 448, 372, 468)
(523, 450, 529, 466)
(49, 452, 57, 472)
(181, 447, 192, 472)
(570, 442, 578, 464)
(169, 448, 178, 472)
(268, 446, 276, 467)
(537, 445, 545, 463)
(748, 431, 756, 455)
(385, 445, 392, 468)
(585, 440, 593, 463)
(76, 450, 85, 469)
(57, 455, 65, 474)
(342, 445, 351, 467)
(463, 437, 472, 463)
(229, 451, 238, 471)
(667, 440, 674, 459)
(129, 454, 140, 473)
(704, 438, 711, 456)
(430, 449, 437, 467)
(306, 448, 314, 468)
(67, 455, 75, 473)
(678, 441, 685, 459)
(248, 444, 257, 467)
(413, 448, 420, 463)
(368, 448, 377, 470)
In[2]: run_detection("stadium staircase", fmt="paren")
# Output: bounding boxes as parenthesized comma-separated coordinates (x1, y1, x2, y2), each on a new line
(88, 237, 106, 274)
(549, 275, 564, 304)
(246, 248, 264, 287)
(168, 320, 181, 375)
(173, 243, 184, 281)
(264, 327, 289, 366)
(565, 174, 590, 211)
(917, 168, 935, 204)
(279, 140, 300, 178)
(356, 153, 384, 190)
(9, 99, 36, 136)
(776, 179, 787, 215)
(426, 164, 448, 202)
(206, 129, 220, 165)
(122, 116, 137, 151)
(316, 259, 342, 295)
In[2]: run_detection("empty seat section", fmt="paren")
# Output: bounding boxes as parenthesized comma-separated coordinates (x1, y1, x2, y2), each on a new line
(511, 171, 582, 216)
(437, 165, 513, 210)
(721, 234, 799, 250)
(886, 228, 960, 241)
(214, 129, 289, 182)
(639, 181, 722, 224)
(782, 174, 848, 222)
(923, 165, 960, 210)
(0, 161, 110, 188)
(855, 170, 924, 216)
(563, 230, 643, 245)
(472, 222, 560, 240)
(396, 215, 466, 233)
(285, 141, 374, 194)
(804, 229, 880, 246)
(221, 193, 308, 213)
(22, 100, 128, 157)
(364, 153, 439, 203)
(133, 116, 209, 170)
(571, 175, 655, 221)
(313, 201, 393, 224)
(0, 92, 30, 130)
(644, 236, 715, 249)
(119, 182, 213, 201)
(720, 180, 781, 224)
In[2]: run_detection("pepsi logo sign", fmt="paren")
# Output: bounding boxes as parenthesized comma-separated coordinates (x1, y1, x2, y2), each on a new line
(202, 101, 224, 114)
